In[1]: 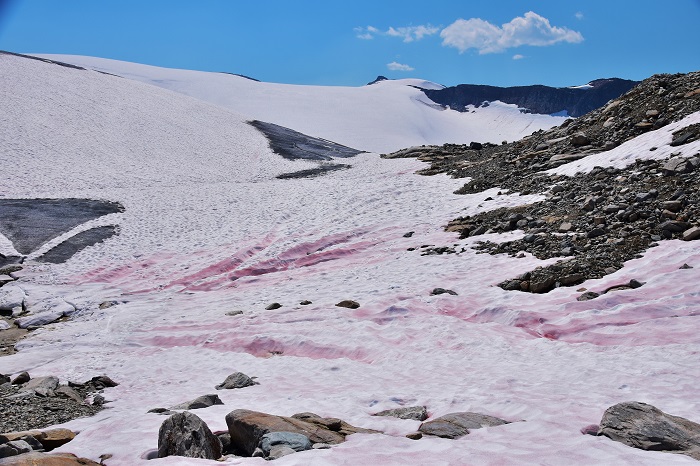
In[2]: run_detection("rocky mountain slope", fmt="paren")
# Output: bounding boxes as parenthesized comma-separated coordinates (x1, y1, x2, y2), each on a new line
(386, 71, 700, 295)
(423, 78, 638, 117)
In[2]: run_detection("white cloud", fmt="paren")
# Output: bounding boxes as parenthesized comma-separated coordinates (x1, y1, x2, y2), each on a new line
(354, 25, 379, 40)
(575, 12, 584, 20)
(387, 61, 415, 71)
(512, 54, 525, 60)
(355, 24, 438, 42)
(440, 11, 583, 54)
(386, 25, 439, 42)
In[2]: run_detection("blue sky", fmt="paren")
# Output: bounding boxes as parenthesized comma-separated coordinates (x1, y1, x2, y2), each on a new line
(0, 0, 698, 87)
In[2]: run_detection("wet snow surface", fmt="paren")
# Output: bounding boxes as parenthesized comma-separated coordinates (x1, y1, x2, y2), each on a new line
(1, 53, 700, 465)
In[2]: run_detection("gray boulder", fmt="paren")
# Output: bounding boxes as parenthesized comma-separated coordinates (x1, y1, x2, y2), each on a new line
(419, 412, 509, 439)
(0, 439, 33, 458)
(373, 406, 428, 421)
(157, 411, 222, 459)
(170, 394, 223, 410)
(260, 431, 312, 457)
(24, 376, 59, 397)
(215, 372, 258, 390)
(598, 401, 700, 460)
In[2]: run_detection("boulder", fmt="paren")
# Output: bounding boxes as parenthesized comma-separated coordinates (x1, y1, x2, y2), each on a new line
(0, 452, 101, 465)
(571, 132, 590, 146)
(260, 432, 312, 457)
(170, 394, 223, 410)
(418, 412, 509, 439)
(11, 372, 29, 385)
(663, 158, 694, 175)
(682, 227, 700, 241)
(335, 300, 360, 309)
(15, 311, 64, 329)
(0, 440, 32, 459)
(157, 412, 222, 460)
(598, 401, 700, 460)
(215, 372, 258, 390)
(373, 406, 428, 421)
(0, 429, 76, 451)
(23, 376, 59, 397)
(226, 409, 375, 456)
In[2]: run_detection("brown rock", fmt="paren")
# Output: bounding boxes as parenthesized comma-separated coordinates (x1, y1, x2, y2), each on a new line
(0, 428, 75, 451)
(682, 227, 700, 241)
(0, 452, 100, 465)
(418, 412, 509, 439)
(335, 300, 360, 309)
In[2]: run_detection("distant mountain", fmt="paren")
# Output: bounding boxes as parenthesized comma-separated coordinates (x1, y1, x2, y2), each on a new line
(423, 78, 638, 117)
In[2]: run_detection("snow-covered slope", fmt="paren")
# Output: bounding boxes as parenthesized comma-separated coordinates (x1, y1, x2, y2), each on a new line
(34, 54, 567, 153)
(2, 52, 700, 465)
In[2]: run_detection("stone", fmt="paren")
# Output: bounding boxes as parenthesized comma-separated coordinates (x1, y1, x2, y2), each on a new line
(529, 276, 555, 294)
(170, 394, 224, 410)
(157, 411, 222, 460)
(267, 445, 296, 460)
(682, 227, 700, 241)
(23, 376, 59, 397)
(0, 429, 76, 451)
(430, 288, 457, 296)
(406, 432, 423, 440)
(54, 386, 83, 403)
(0, 440, 32, 458)
(0, 373, 9, 384)
(299, 300, 312, 305)
(335, 300, 360, 309)
(559, 222, 573, 232)
(88, 375, 119, 389)
(265, 302, 282, 310)
(226, 409, 342, 456)
(312, 443, 332, 449)
(418, 412, 509, 439)
(225, 310, 243, 316)
(661, 200, 682, 212)
(598, 401, 700, 460)
(0, 452, 101, 465)
(403, 231, 414, 238)
(663, 158, 693, 175)
(215, 372, 258, 390)
(11, 372, 29, 385)
(260, 432, 312, 456)
(0, 285, 25, 313)
(660, 220, 689, 232)
(373, 406, 428, 421)
(570, 132, 590, 146)
(680, 263, 693, 269)
(587, 228, 606, 239)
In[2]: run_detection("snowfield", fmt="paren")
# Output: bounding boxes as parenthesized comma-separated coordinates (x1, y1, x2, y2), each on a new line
(35, 54, 568, 154)
(1, 52, 700, 465)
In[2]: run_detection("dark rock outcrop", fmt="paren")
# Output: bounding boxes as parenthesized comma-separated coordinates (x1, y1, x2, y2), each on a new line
(157, 412, 222, 460)
(597, 402, 700, 460)
(418, 412, 509, 439)
(423, 78, 638, 117)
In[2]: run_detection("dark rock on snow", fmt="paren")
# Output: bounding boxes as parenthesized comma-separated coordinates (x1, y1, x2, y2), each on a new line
(265, 302, 282, 310)
(418, 412, 510, 439)
(215, 372, 258, 390)
(335, 300, 360, 309)
(597, 401, 700, 460)
(373, 406, 429, 421)
(157, 411, 222, 460)
(170, 394, 223, 410)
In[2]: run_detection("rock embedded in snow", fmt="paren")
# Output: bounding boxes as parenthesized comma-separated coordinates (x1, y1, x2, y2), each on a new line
(215, 372, 258, 390)
(260, 431, 312, 457)
(170, 394, 223, 410)
(430, 288, 457, 296)
(335, 300, 360, 309)
(157, 411, 222, 460)
(11, 372, 29, 385)
(225, 409, 377, 457)
(598, 401, 700, 460)
(15, 311, 64, 330)
(373, 406, 428, 421)
(418, 412, 510, 439)
(265, 302, 282, 310)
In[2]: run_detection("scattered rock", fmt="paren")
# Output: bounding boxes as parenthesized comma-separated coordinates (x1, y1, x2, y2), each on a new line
(170, 394, 223, 410)
(403, 231, 414, 238)
(157, 411, 222, 460)
(680, 263, 693, 269)
(406, 432, 423, 440)
(373, 406, 428, 421)
(10, 373, 29, 385)
(418, 412, 509, 439)
(265, 303, 282, 310)
(682, 226, 700, 241)
(299, 300, 312, 305)
(225, 409, 377, 457)
(335, 300, 360, 309)
(430, 288, 457, 296)
(225, 310, 243, 316)
(577, 291, 600, 301)
(260, 432, 312, 457)
(215, 372, 258, 390)
(597, 401, 700, 460)
(23, 376, 59, 397)
(570, 132, 590, 146)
